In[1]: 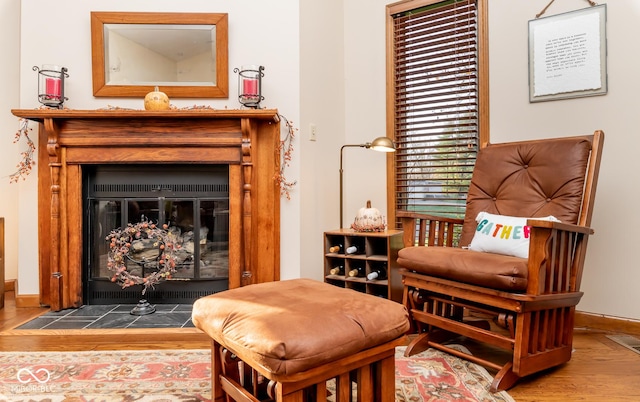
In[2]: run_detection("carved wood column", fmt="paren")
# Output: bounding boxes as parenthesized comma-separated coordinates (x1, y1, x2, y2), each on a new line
(44, 118, 63, 311)
(241, 118, 253, 286)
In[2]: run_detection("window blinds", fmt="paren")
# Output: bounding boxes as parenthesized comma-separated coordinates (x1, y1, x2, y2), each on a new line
(392, 0, 479, 220)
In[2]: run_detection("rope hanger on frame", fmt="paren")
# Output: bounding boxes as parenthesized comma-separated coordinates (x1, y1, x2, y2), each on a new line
(536, 0, 598, 18)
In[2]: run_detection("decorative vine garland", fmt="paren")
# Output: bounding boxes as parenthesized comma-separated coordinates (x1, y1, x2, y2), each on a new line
(10, 118, 36, 183)
(275, 114, 297, 200)
(106, 220, 180, 295)
(11, 107, 298, 200)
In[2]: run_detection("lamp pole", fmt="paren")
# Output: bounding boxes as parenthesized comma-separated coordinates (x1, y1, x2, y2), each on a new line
(340, 144, 368, 229)
(339, 137, 396, 229)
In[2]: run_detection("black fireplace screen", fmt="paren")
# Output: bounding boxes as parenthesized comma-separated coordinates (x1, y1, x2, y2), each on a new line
(84, 165, 230, 304)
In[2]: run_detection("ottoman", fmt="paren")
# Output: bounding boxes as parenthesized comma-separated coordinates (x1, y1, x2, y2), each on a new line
(192, 278, 409, 402)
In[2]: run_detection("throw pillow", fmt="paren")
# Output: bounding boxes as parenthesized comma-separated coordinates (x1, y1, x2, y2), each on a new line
(468, 212, 560, 258)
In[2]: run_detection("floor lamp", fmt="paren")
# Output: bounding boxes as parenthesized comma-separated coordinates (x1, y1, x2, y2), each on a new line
(339, 137, 396, 228)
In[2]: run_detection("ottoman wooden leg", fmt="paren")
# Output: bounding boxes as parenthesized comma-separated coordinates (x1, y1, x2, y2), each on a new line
(211, 340, 224, 402)
(357, 365, 373, 401)
(214, 340, 271, 402)
(335, 372, 351, 401)
(378, 354, 396, 402)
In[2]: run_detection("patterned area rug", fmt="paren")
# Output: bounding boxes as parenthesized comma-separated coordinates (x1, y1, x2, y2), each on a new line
(393, 345, 514, 401)
(0, 346, 514, 401)
(0, 349, 211, 402)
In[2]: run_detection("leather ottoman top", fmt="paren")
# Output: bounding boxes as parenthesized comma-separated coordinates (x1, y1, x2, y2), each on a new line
(192, 278, 409, 376)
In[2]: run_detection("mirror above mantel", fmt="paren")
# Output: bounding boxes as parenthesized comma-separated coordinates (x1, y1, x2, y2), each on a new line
(91, 11, 228, 98)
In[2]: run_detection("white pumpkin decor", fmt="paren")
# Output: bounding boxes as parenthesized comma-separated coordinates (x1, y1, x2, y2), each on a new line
(351, 200, 386, 232)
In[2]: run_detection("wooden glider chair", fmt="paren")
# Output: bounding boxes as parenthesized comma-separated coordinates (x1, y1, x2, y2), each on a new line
(396, 131, 604, 392)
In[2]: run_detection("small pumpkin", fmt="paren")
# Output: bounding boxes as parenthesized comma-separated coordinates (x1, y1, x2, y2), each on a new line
(351, 200, 386, 232)
(144, 86, 170, 111)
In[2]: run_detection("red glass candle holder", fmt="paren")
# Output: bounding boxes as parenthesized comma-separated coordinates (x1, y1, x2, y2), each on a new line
(234, 65, 264, 108)
(34, 64, 69, 108)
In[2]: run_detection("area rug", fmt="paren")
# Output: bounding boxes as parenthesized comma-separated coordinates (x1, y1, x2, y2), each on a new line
(327, 345, 513, 402)
(393, 345, 514, 402)
(0, 346, 514, 402)
(0, 349, 211, 401)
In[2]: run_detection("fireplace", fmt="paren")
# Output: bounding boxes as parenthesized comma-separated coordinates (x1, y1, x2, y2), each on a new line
(11, 108, 281, 310)
(85, 164, 230, 304)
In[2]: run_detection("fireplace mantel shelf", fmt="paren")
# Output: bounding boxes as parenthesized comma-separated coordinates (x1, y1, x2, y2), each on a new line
(12, 108, 280, 122)
(12, 108, 281, 310)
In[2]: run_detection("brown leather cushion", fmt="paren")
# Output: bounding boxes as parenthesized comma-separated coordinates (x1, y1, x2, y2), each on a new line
(459, 137, 592, 247)
(191, 278, 409, 376)
(398, 246, 528, 291)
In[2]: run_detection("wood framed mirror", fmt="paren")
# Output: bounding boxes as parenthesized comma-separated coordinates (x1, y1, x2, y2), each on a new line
(91, 12, 228, 98)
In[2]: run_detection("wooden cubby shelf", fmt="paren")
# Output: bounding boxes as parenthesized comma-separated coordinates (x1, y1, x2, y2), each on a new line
(323, 229, 403, 302)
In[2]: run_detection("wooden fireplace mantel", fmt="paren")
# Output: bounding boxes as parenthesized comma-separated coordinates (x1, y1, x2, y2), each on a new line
(11, 108, 281, 310)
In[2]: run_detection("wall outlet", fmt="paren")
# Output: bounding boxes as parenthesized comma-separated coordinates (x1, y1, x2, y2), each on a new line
(309, 123, 317, 141)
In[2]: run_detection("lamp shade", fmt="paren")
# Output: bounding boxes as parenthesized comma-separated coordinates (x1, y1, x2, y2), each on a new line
(369, 137, 396, 152)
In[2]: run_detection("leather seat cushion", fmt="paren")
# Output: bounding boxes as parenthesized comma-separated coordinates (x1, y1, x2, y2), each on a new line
(191, 278, 409, 376)
(398, 246, 528, 291)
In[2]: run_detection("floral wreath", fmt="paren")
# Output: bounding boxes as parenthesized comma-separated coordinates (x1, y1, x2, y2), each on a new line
(106, 220, 180, 295)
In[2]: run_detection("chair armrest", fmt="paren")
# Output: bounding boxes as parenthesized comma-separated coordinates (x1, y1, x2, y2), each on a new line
(397, 210, 464, 247)
(527, 218, 594, 235)
(526, 220, 593, 295)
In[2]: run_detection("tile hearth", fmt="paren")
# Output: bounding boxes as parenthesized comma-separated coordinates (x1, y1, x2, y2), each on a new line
(16, 304, 195, 330)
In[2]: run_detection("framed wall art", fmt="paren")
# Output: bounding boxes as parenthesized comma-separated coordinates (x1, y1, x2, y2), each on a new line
(528, 4, 607, 103)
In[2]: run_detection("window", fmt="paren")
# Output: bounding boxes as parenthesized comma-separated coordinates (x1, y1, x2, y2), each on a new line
(386, 0, 488, 226)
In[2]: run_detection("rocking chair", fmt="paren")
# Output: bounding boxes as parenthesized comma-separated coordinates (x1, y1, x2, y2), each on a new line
(397, 131, 604, 391)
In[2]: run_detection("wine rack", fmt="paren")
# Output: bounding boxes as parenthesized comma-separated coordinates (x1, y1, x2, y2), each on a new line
(323, 229, 403, 302)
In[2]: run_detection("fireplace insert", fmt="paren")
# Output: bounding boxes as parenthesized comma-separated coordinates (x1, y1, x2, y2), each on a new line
(84, 165, 230, 304)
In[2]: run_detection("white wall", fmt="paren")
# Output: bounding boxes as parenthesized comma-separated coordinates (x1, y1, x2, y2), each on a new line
(342, 2, 390, 229)
(0, 0, 21, 286)
(13, 0, 301, 295)
(299, 1, 346, 280)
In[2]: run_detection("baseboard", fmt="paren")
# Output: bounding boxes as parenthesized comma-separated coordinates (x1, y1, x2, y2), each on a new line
(4, 279, 16, 292)
(15, 294, 41, 308)
(575, 311, 640, 336)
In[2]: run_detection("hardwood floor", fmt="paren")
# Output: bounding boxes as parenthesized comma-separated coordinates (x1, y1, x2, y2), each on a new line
(2, 291, 640, 401)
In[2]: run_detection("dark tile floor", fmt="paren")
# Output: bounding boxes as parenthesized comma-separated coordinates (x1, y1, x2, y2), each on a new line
(16, 303, 195, 330)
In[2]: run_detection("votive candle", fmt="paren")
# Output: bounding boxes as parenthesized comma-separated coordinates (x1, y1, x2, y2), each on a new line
(45, 77, 62, 99)
(243, 78, 258, 96)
